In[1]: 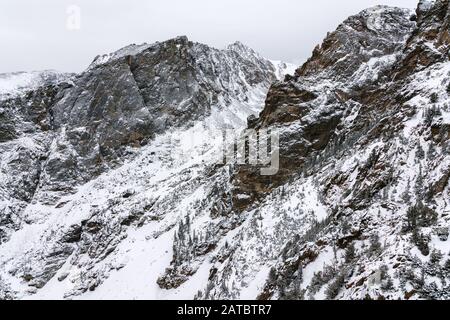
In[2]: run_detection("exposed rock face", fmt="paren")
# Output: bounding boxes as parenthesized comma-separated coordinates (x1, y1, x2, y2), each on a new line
(36, 36, 277, 200)
(54, 37, 275, 149)
(197, 2, 450, 300)
(1, 1, 450, 301)
(231, 6, 417, 210)
(0, 37, 281, 298)
(297, 6, 416, 81)
(216, 1, 450, 300)
(0, 72, 73, 244)
(395, 0, 450, 78)
(0, 72, 71, 142)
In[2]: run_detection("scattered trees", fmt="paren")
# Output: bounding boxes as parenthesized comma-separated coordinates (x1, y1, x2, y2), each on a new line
(403, 202, 437, 256)
(325, 269, 347, 300)
(444, 259, 450, 272)
(172, 216, 216, 267)
(403, 202, 438, 233)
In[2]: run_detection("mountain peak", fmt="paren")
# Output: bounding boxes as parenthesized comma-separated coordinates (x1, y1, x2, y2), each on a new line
(294, 3, 415, 83)
(227, 40, 260, 56)
(89, 36, 191, 69)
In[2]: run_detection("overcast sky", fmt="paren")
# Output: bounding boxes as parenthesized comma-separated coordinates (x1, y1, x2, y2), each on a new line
(0, 0, 419, 73)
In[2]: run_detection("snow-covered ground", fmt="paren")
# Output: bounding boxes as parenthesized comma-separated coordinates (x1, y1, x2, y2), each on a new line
(0, 80, 272, 299)
(270, 60, 298, 80)
(0, 71, 70, 98)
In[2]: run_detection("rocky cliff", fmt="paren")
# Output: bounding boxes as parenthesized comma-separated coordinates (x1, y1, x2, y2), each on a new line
(0, 36, 288, 298)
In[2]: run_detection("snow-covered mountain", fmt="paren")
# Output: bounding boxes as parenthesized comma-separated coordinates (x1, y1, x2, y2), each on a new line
(1, 0, 450, 300)
(0, 36, 290, 299)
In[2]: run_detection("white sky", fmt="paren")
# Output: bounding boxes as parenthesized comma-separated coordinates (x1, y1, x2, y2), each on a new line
(0, 0, 419, 73)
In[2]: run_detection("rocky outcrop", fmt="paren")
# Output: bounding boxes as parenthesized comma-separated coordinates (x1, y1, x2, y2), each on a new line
(394, 0, 450, 79)
(229, 6, 417, 211)
(296, 6, 416, 82)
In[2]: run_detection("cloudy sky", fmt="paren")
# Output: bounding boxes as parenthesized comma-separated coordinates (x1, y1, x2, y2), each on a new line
(1, 0, 418, 73)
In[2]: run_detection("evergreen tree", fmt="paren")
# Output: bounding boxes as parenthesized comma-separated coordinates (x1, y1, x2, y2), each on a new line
(325, 269, 346, 300)
(411, 229, 430, 256)
(345, 243, 356, 263)
(444, 259, 450, 272)
(369, 234, 382, 256)
(427, 143, 436, 159)
(402, 179, 411, 204)
(268, 267, 277, 282)
(415, 166, 424, 199)
(366, 148, 379, 169)
(430, 249, 443, 264)
(381, 276, 394, 291)
(341, 218, 351, 234)
(380, 265, 394, 291)
(430, 92, 439, 104)
(416, 143, 425, 160)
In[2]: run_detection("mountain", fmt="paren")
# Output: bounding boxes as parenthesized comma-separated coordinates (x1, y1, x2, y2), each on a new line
(1, 0, 450, 300)
(0, 36, 292, 299)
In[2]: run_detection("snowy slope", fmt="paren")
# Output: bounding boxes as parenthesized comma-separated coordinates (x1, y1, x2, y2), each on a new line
(0, 71, 71, 98)
(0, 84, 268, 300)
